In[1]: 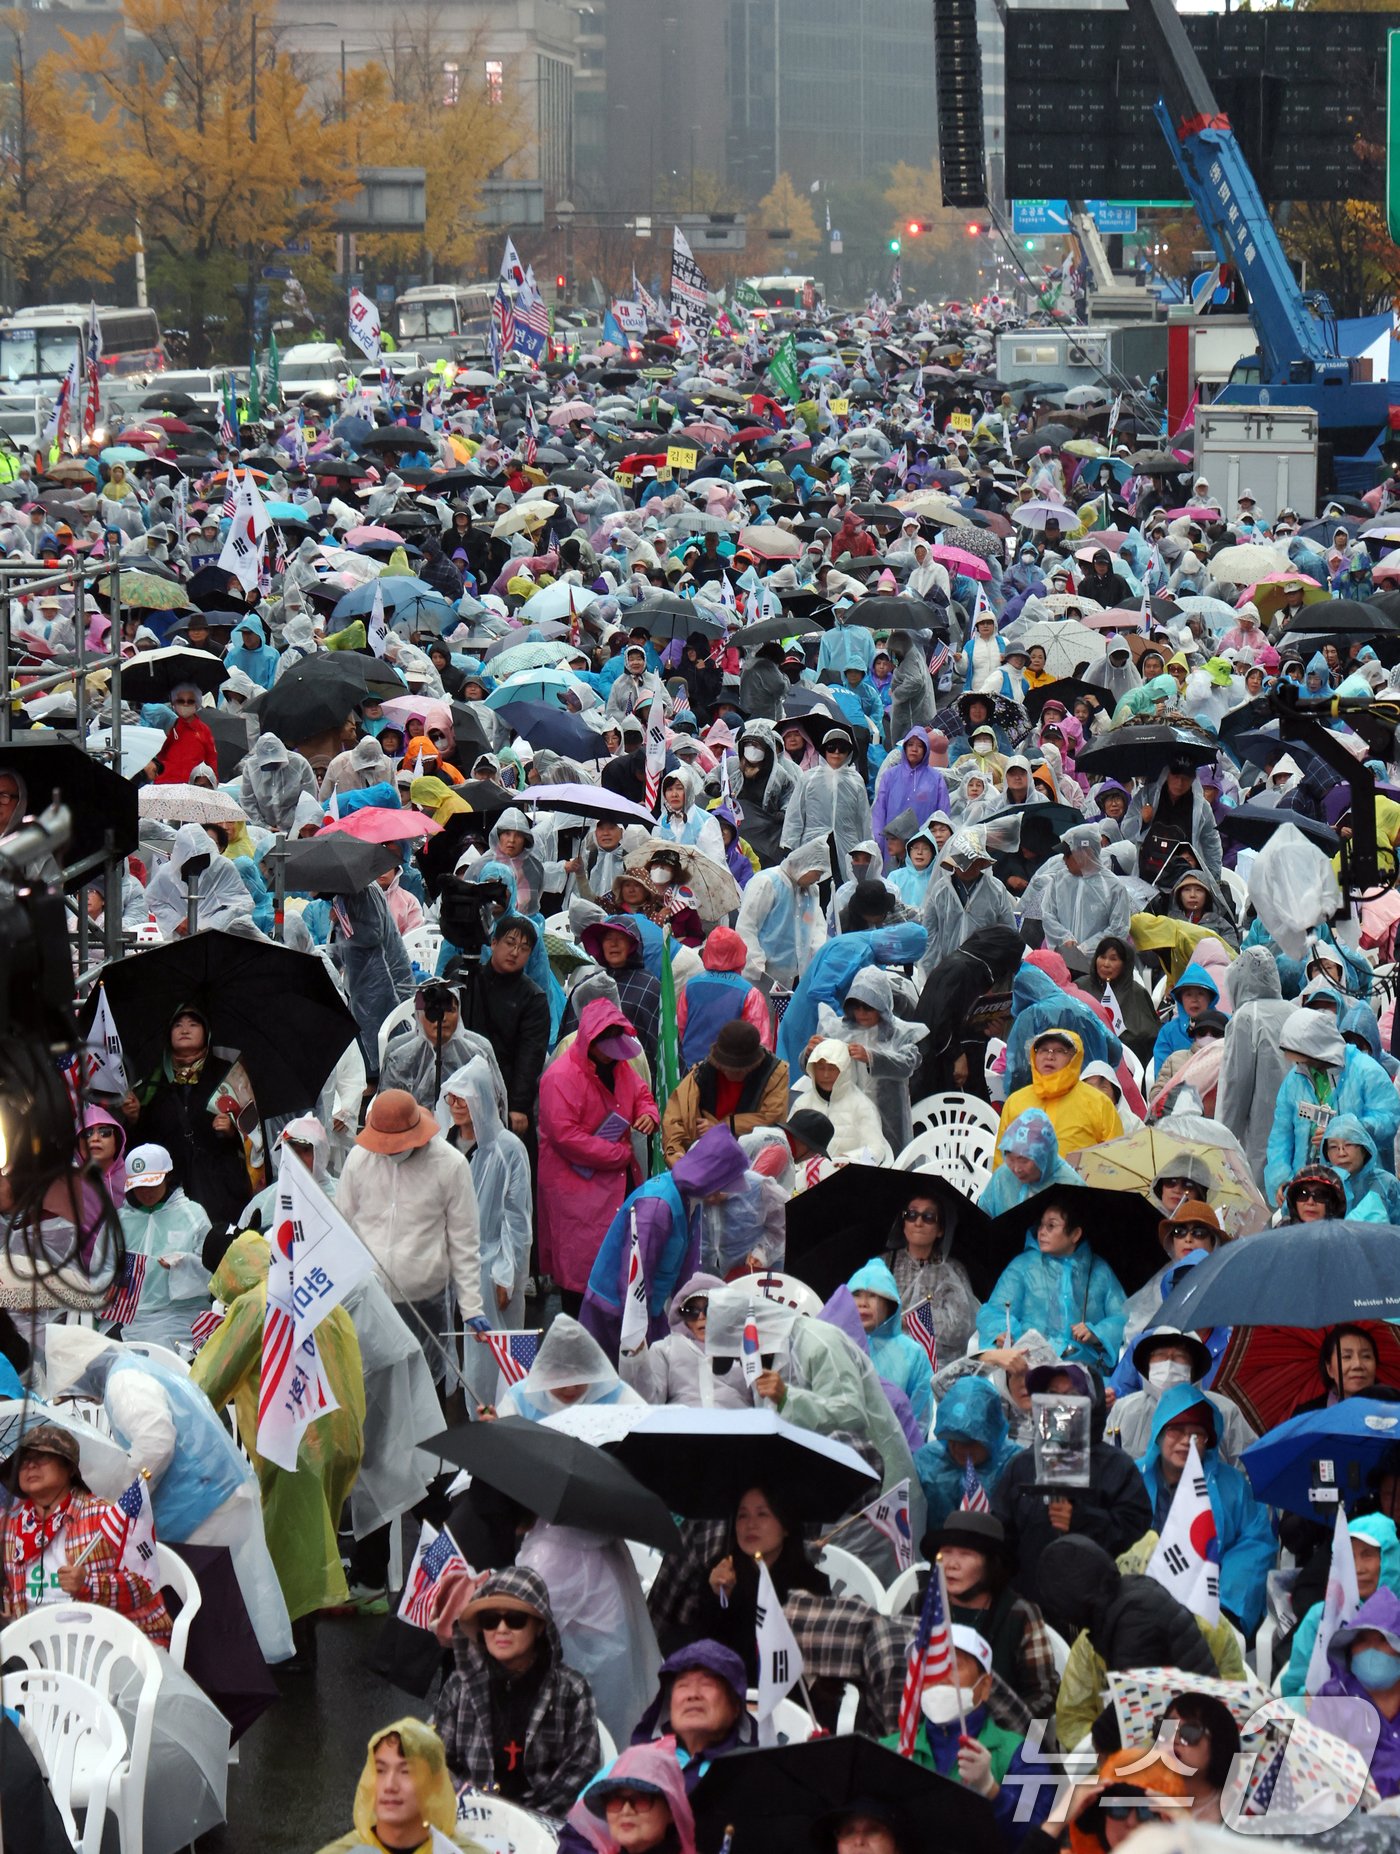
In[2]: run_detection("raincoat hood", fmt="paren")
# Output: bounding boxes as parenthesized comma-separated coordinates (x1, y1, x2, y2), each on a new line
(351, 1718, 459, 1843)
(670, 1123, 750, 1198)
(1229, 945, 1281, 1005)
(1038, 1533, 1121, 1633)
(1349, 1514, 1400, 1593)
(574, 995, 641, 1063)
(934, 1375, 1011, 1458)
(435, 1056, 505, 1147)
(1280, 1008, 1346, 1068)
(1030, 1027, 1085, 1100)
(999, 1107, 1063, 1176)
(491, 805, 536, 848)
(702, 926, 748, 973)
(1340, 1003, 1386, 1060)
(781, 838, 834, 886)
(847, 1257, 903, 1332)
(580, 914, 644, 968)
(1171, 962, 1220, 1007)
(569, 1739, 698, 1854)
(665, 1271, 727, 1339)
(844, 966, 896, 1026)
(1322, 1110, 1380, 1164)
(1330, 1585, 1400, 1664)
(1143, 1381, 1219, 1467)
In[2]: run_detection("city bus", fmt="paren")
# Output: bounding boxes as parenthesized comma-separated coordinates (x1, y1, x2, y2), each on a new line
(393, 284, 497, 359)
(0, 304, 166, 391)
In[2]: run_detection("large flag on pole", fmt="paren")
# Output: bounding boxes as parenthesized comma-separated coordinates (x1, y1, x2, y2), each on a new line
(218, 468, 272, 592)
(767, 335, 801, 403)
(670, 226, 710, 345)
(366, 580, 391, 659)
(86, 983, 128, 1096)
(83, 302, 102, 441)
(1145, 1438, 1220, 1625)
(643, 683, 668, 811)
(348, 287, 382, 363)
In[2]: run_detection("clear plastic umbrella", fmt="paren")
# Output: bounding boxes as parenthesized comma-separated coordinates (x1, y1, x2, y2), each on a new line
(1019, 620, 1106, 676)
(138, 784, 246, 827)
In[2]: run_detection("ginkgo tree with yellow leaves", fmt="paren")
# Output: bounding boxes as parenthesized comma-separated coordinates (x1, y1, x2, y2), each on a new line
(64, 0, 362, 362)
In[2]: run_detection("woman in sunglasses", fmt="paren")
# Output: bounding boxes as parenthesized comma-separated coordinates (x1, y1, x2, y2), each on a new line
(1282, 1165, 1347, 1225)
(878, 1188, 979, 1363)
(433, 1565, 601, 1823)
(1158, 1692, 1243, 1822)
(568, 1741, 698, 1854)
(617, 1271, 749, 1410)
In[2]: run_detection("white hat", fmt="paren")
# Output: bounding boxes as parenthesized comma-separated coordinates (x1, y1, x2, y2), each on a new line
(949, 1624, 993, 1673)
(124, 1143, 173, 1187)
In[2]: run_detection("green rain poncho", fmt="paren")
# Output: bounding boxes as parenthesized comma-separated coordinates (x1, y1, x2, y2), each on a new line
(190, 1231, 365, 1622)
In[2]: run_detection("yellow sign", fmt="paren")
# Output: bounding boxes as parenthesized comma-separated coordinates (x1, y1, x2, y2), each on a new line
(614, 470, 635, 488)
(667, 444, 699, 472)
(828, 398, 849, 416)
(949, 411, 974, 432)
(657, 467, 673, 483)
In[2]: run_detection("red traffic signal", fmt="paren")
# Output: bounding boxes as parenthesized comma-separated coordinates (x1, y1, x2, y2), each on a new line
(555, 273, 567, 290)
(966, 222, 981, 236)
(906, 220, 923, 237)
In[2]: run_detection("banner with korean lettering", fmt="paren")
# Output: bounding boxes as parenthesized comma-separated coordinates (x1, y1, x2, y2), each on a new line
(670, 226, 711, 343)
(348, 287, 383, 363)
(278, 1153, 373, 1344)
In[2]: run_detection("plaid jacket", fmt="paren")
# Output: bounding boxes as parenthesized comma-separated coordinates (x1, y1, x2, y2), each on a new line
(433, 1567, 599, 1823)
(2, 1493, 172, 1649)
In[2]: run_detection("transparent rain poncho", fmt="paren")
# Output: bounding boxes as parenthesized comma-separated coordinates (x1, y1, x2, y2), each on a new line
(500, 1313, 643, 1421)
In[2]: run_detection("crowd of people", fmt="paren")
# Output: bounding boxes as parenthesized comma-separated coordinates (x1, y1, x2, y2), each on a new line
(0, 288, 1399, 1852)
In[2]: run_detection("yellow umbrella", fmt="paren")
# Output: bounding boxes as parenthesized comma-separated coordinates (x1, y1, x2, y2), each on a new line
(1064, 438, 1109, 459)
(1069, 1121, 1270, 1239)
(493, 500, 558, 539)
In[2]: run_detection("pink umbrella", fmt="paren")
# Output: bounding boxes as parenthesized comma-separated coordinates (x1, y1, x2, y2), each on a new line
(1161, 505, 1220, 520)
(377, 695, 453, 737)
(1239, 571, 1321, 602)
(929, 543, 991, 582)
(1072, 531, 1130, 557)
(1080, 606, 1148, 631)
(319, 807, 442, 842)
(681, 421, 729, 448)
(345, 524, 402, 546)
(548, 402, 595, 429)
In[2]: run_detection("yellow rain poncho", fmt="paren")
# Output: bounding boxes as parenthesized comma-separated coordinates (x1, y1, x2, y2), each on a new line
(409, 774, 473, 826)
(317, 1718, 487, 1854)
(1129, 913, 1237, 991)
(190, 1232, 365, 1623)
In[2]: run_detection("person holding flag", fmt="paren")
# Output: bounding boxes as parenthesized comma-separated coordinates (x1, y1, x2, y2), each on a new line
(848, 1260, 935, 1436)
(1281, 1511, 1399, 1696)
(914, 1378, 1023, 1529)
(617, 1274, 748, 1408)
(918, 1510, 1060, 1719)
(698, 1483, 831, 1685)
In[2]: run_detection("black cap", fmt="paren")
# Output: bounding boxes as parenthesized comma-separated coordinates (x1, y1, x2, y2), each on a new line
(921, 1509, 1009, 1562)
(781, 1110, 833, 1159)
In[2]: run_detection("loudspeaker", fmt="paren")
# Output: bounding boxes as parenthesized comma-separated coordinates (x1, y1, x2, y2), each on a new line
(935, 0, 987, 209)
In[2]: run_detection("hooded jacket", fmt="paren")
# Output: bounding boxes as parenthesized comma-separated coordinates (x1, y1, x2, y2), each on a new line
(977, 1107, 1080, 1219)
(848, 1258, 935, 1435)
(1316, 1111, 1400, 1223)
(1319, 1585, 1400, 1797)
(1214, 945, 1295, 1184)
(1122, 768, 1223, 878)
(567, 1739, 698, 1854)
(223, 612, 280, 689)
(677, 927, 771, 1068)
(790, 1038, 893, 1165)
(914, 1375, 1023, 1526)
(734, 839, 830, 984)
(816, 967, 927, 1156)
(975, 1213, 1127, 1367)
(913, 923, 1026, 1097)
(581, 1126, 750, 1359)
(616, 1271, 749, 1408)
(918, 860, 1018, 975)
(729, 725, 796, 864)
(434, 1565, 601, 1821)
(239, 731, 319, 833)
(780, 752, 874, 881)
(574, 915, 663, 1066)
(1092, 934, 1169, 1067)
(994, 1369, 1154, 1601)
(1283, 1514, 1400, 1696)
(146, 821, 255, 939)
(1151, 960, 1226, 1069)
(436, 1057, 533, 1305)
(871, 729, 952, 838)
(154, 707, 219, 787)
(995, 1028, 1122, 1168)
(539, 998, 660, 1295)
(1266, 1010, 1400, 1203)
(1135, 1383, 1275, 1634)
(1034, 1534, 1217, 1676)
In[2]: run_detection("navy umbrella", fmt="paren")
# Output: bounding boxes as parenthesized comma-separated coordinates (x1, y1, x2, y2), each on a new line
(492, 699, 610, 761)
(1218, 802, 1340, 854)
(1242, 1398, 1400, 1520)
(1157, 1223, 1400, 1331)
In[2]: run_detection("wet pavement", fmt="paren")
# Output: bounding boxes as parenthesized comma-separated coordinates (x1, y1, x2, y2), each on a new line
(200, 1608, 425, 1854)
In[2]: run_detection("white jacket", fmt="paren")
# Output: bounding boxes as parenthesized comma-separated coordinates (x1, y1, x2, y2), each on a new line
(336, 1136, 484, 1320)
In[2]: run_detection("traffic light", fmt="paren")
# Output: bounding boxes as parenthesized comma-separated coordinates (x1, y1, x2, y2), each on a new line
(555, 273, 567, 290)
(906, 220, 924, 237)
(966, 222, 981, 237)
(888, 237, 902, 255)
(1023, 238, 1035, 252)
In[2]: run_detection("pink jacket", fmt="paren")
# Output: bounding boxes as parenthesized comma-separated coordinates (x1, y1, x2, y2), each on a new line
(537, 997, 660, 1293)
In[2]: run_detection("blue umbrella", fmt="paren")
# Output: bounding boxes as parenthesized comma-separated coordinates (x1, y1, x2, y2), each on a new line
(264, 500, 312, 524)
(1157, 1223, 1400, 1331)
(387, 589, 459, 633)
(330, 575, 436, 621)
(484, 670, 591, 712)
(1242, 1399, 1400, 1519)
(492, 699, 609, 761)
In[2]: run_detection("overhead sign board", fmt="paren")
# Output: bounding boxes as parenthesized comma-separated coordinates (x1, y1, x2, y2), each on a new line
(1012, 200, 1140, 235)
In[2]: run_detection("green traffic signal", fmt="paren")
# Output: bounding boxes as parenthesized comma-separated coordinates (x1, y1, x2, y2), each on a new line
(889, 238, 902, 254)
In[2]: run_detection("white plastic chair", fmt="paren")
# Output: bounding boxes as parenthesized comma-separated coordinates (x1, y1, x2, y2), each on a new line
(1044, 1624, 1071, 1677)
(907, 1091, 1001, 1141)
(595, 1719, 618, 1764)
(403, 924, 443, 973)
(1219, 867, 1249, 923)
(817, 1544, 886, 1609)
(745, 1689, 815, 1744)
(455, 1789, 561, 1854)
(1, 1669, 126, 1854)
(835, 1682, 861, 1734)
(375, 995, 420, 1069)
(626, 1540, 662, 1597)
(750, 1271, 826, 1317)
(119, 1341, 191, 1379)
(156, 1543, 202, 1672)
(1118, 1044, 1145, 1091)
(894, 1124, 997, 1196)
(4, 1602, 165, 1854)
(880, 1561, 930, 1616)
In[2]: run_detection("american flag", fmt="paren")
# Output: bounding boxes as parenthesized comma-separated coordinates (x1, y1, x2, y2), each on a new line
(927, 639, 949, 681)
(959, 1459, 991, 1513)
(221, 467, 238, 519)
(491, 284, 515, 371)
(897, 1557, 955, 1756)
(102, 1252, 147, 1326)
(515, 272, 550, 360)
(523, 400, 539, 466)
(902, 1298, 938, 1370)
(478, 1328, 539, 1386)
(98, 1475, 158, 1576)
(190, 1307, 225, 1354)
(399, 1523, 469, 1629)
(1243, 1741, 1288, 1818)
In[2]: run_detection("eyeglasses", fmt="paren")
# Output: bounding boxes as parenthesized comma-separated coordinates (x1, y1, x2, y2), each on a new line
(497, 935, 532, 953)
(903, 1207, 940, 1225)
(476, 1609, 533, 1632)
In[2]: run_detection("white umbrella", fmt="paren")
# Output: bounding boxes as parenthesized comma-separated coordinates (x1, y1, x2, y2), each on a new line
(739, 523, 802, 560)
(492, 500, 558, 539)
(519, 580, 601, 624)
(1038, 591, 1104, 618)
(487, 640, 582, 678)
(138, 783, 246, 826)
(88, 725, 168, 780)
(0, 1399, 131, 1499)
(1207, 542, 1289, 585)
(1019, 620, 1106, 677)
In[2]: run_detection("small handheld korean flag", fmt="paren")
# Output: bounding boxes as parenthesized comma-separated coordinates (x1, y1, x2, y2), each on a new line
(218, 469, 271, 594)
(1100, 982, 1124, 1036)
(741, 1316, 763, 1391)
(620, 1215, 649, 1356)
(87, 983, 128, 1096)
(1145, 1436, 1220, 1625)
(860, 1478, 914, 1571)
(367, 579, 391, 660)
(1306, 1503, 1361, 1693)
(643, 683, 668, 812)
(753, 1553, 804, 1745)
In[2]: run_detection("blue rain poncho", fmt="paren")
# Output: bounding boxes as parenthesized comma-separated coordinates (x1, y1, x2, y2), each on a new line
(1283, 1514, 1400, 1696)
(1135, 1382, 1276, 1635)
(1151, 960, 1222, 1070)
(1265, 1010, 1400, 1203)
(223, 612, 281, 690)
(847, 1258, 934, 1437)
(1002, 961, 1123, 1097)
(976, 1229, 1127, 1368)
(778, 920, 927, 1075)
(977, 1108, 1080, 1218)
(1318, 1111, 1400, 1222)
(913, 1375, 1023, 1528)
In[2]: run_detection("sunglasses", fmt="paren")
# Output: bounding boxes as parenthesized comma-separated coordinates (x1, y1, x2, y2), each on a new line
(1169, 1721, 1210, 1747)
(678, 1299, 709, 1320)
(1294, 1186, 1333, 1205)
(476, 1609, 533, 1632)
(604, 1793, 661, 1812)
(903, 1207, 940, 1225)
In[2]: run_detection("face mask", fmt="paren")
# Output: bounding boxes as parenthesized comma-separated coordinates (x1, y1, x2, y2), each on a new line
(648, 865, 671, 885)
(1351, 1647, 1400, 1693)
(1148, 1359, 1192, 1391)
(741, 746, 763, 765)
(921, 1685, 977, 1725)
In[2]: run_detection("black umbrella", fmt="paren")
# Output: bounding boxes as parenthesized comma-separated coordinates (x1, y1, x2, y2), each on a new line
(987, 1183, 1168, 1300)
(454, 778, 518, 817)
(0, 739, 138, 888)
(425, 1415, 678, 1551)
(90, 929, 358, 1116)
(840, 595, 945, 634)
(1279, 598, 1400, 638)
(172, 1542, 280, 1741)
(280, 834, 398, 894)
(492, 700, 610, 760)
(1013, 424, 1074, 458)
(254, 655, 405, 743)
(305, 458, 367, 480)
(1021, 677, 1109, 724)
(1156, 1223, 1400, 1330)
(691, 1735, 999, 1854)
(186, 565, 250, 612)
(1130, 450, 1190, 475)
(120, 647, 228, 705)
(202, 708, 253, 780)
(1075, 722, 1219, 782)
(1218, 801, 1340, 854)
(784, 1163, 994, 1301)
(357, 428, 434, 454)
(631, 594, 726, 643)
(608, 1409, 878, 1519)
